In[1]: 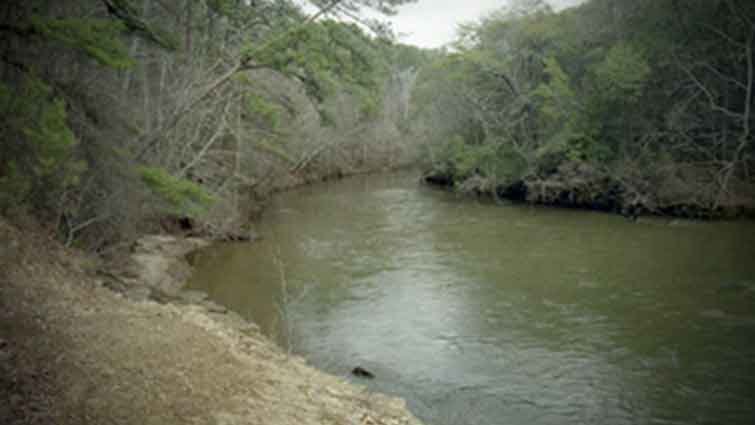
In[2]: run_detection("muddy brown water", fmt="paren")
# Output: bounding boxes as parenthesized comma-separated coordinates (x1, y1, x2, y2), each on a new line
(189, 172, 755, 425)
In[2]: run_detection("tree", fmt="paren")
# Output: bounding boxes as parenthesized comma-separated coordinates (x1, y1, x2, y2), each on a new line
(0, 0, 424, 247)
(413, 0, 755, 216)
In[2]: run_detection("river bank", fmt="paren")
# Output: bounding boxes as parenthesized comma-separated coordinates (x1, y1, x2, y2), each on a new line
(171, 164, 416, 241)
(422, 171, 755, 220)
(0, 217, 422, 425)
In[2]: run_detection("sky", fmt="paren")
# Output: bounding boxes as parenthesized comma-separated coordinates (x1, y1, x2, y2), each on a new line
(296, 0, 585, 49)
(374, 0, 585, 48)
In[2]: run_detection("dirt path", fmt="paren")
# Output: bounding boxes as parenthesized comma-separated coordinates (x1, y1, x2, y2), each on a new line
(0, 219, 422, 425)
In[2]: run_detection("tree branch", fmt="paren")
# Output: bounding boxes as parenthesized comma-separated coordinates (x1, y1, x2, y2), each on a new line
(135, 0, 345, 161)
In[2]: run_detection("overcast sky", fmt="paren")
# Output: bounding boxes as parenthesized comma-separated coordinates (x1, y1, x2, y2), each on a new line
(377, 0, 584, 48)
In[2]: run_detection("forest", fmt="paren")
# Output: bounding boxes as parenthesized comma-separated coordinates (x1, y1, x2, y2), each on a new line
(2, 0, 755, 253)
(0, 0, 426, 251)
(416, 0, 755, 218)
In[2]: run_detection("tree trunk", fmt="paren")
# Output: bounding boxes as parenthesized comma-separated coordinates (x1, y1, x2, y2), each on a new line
(141, 0, 153, 134)
(185, 0, 194, 63)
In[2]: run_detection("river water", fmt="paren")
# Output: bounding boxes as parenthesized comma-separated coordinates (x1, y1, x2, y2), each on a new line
(188, 172, 755, 425)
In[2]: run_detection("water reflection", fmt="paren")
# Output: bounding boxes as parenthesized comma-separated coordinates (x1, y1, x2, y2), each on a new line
(189, 172, 755, 425)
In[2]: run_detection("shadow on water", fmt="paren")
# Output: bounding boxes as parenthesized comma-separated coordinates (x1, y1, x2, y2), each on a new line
(189, 172, 755, 425)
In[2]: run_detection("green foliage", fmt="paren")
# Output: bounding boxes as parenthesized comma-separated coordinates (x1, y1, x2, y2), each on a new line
(435, 135, 472, 177)
(253, 20, 384, 116)
(138, 167, 214, 218)
(591, 43, 650, 103)
(317, 106, 337, 127)
(416, 0, 755, 212)
(534, 56, 605, 162)
(106, 0, 140, 16)
(0, 78, 85, 210)
(206, 0, 234, 16)
(245, 93, 282, 130)
(534, 56, 577, 122)
(102, 0, 179, 50)
(432, 134, 527, 190)
(356, 88, 381, 119)
(30, 16, 134, 69)
(386, 42, 432, 70)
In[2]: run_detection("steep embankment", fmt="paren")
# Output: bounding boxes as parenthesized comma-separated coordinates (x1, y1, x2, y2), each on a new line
(0, 219, 421, 425)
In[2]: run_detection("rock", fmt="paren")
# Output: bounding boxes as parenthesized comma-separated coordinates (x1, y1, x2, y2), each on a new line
(120, 268, 140, 279)
(148, 289, 177, 304)
(351, 366, 375, 379)
(222, 230, 261, 242)
(179, 290, 209, 304)
(226, 234, 251, 242)
(202, 300, 228, 314)
(102, 278, 130, 294)
(126, 235, 209, 294)
(124, 287, 153, 302)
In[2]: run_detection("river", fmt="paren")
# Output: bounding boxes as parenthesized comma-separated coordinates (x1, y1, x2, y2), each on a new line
(188, 172, 755, 425)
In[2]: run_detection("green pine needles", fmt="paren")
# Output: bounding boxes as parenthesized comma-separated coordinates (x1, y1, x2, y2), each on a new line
(29, 16, 134, 69)
(138, 167, 215, 218)
(0, 77, 86, 210)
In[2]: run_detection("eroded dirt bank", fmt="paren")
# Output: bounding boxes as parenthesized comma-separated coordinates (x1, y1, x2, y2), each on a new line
(0, 219, 422, 425)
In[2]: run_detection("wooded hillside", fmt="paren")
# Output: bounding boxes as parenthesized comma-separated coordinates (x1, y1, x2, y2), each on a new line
(0, 0, 427, 249)
(415, 0, 755, 218)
